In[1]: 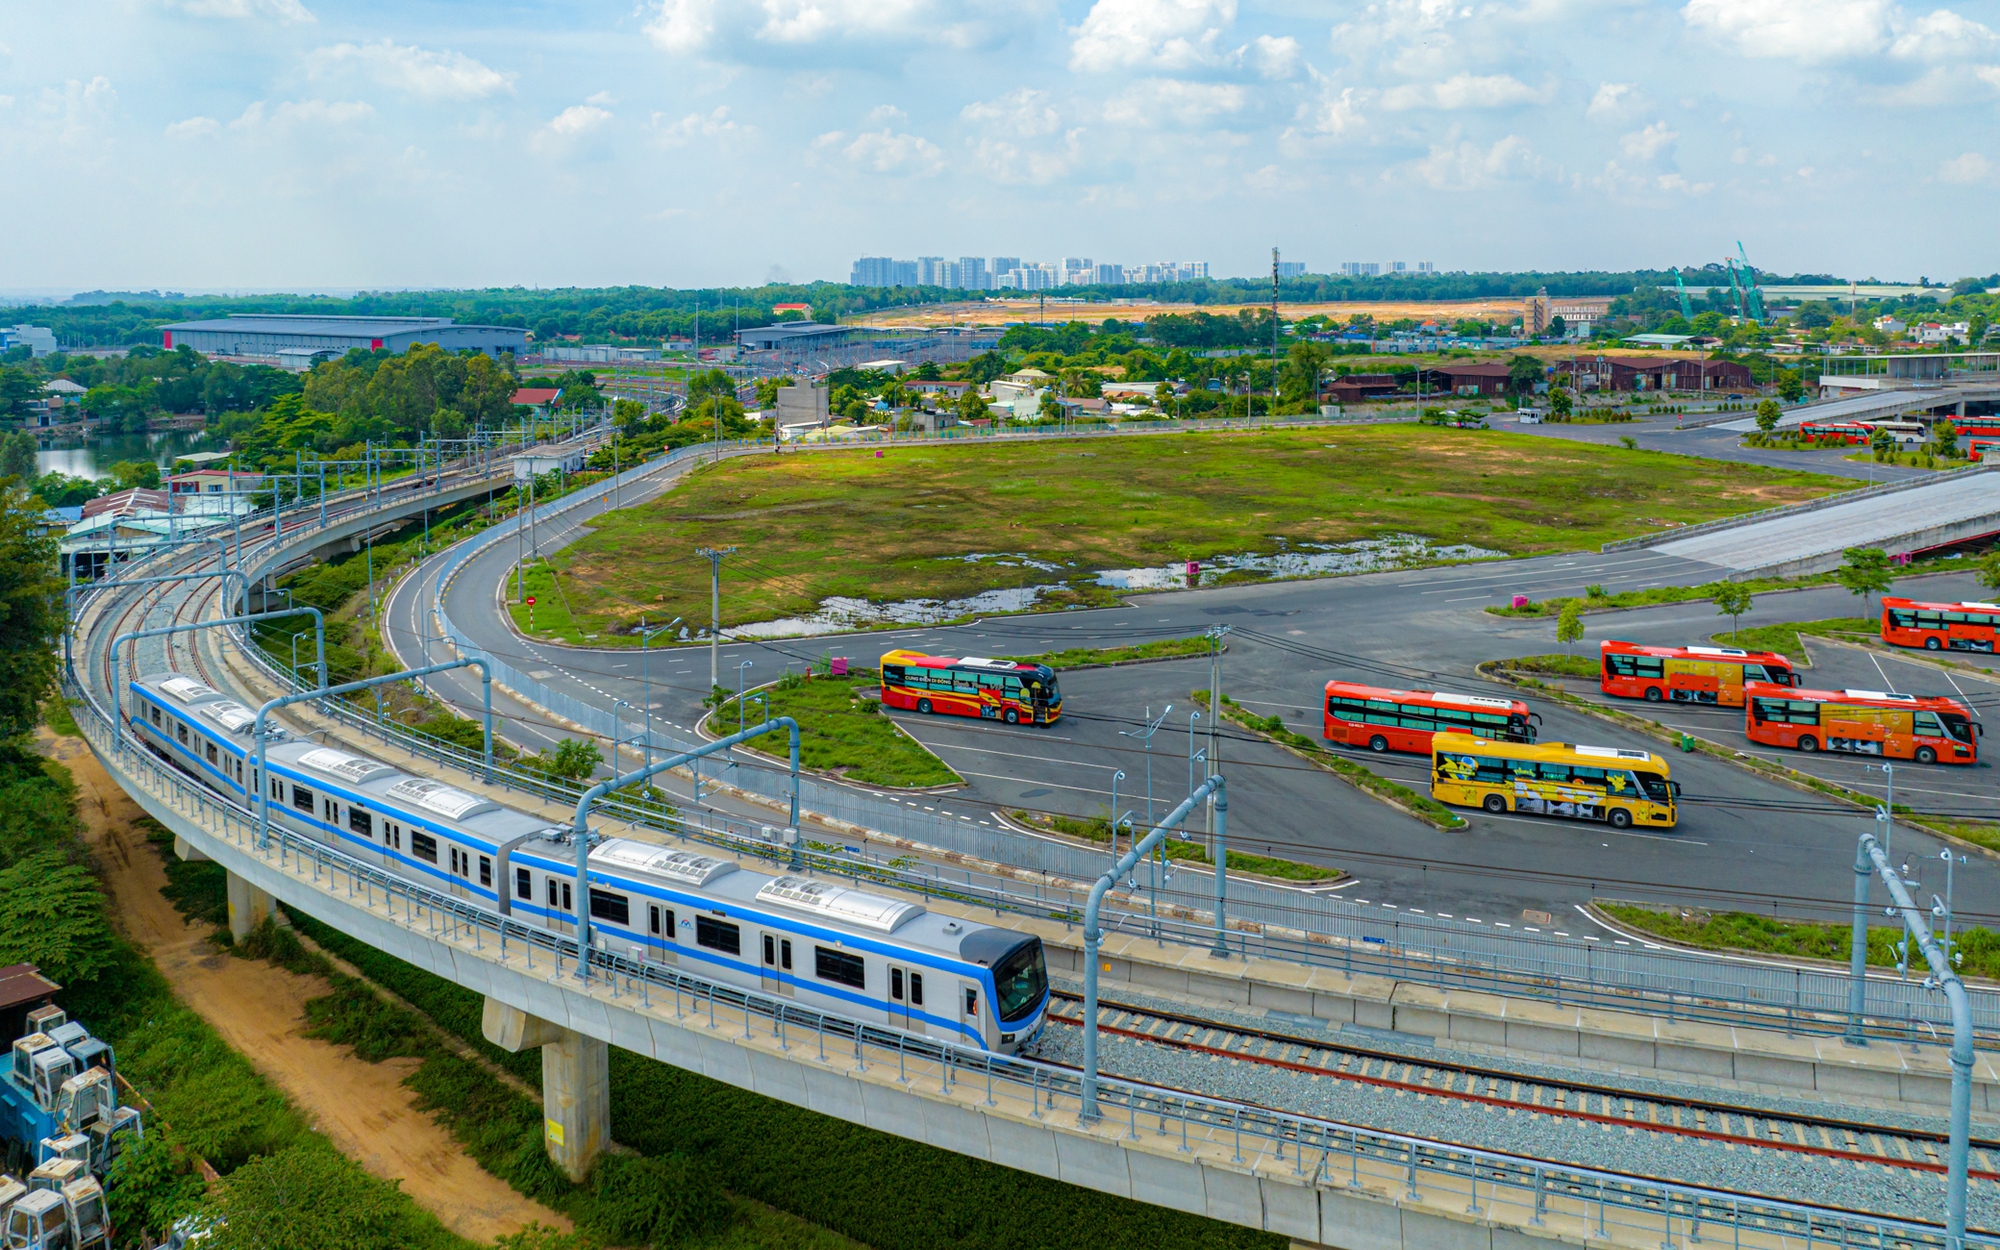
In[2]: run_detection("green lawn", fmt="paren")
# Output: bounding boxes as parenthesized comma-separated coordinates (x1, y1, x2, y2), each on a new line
(1008, 810, 1337, 882)
(714, 670, 960, 789)
(1600, 902, 2000, 979)
(1710, 617, 1874, 662)
(1489, 653, 1600, 678)
(1000, 636, 1215, 667)
(525, 425, 1846, 642)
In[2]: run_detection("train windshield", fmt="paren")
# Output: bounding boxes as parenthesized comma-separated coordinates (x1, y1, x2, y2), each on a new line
(992, 938, 1048, 1024)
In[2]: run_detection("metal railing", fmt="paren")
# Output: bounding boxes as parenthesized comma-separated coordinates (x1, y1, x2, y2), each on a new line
(63, 685, 1997, 1248)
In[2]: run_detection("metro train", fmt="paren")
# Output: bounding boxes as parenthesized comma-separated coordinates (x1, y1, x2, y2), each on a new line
(125, 672, 1049, 1053)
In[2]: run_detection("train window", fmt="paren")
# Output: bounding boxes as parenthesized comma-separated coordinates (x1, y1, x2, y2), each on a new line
(324, 799, 337, 825)
(909, 972, 923, 1007)
(546, 879, 573, 912)
(815, 946, 865, 988)
(516, 868, 532, 900)
(890, 968, 902, 1000)
(176, 723, 188, 745)
(270, 776, 282, 801)
(478, 856, 491, 888)
(588, 889, 630, 926)
(449, 847, 464, 875)
(763, 934, 774, 964)
(292, 784, 314, 812)
(781, 939, 792, 971)
(349, 807, 373, 837)
(385, 823, 401, 851)
(649, 905, 675, 939)
(206, 743, 218, 765)
(149, 706, 161, 727)
(695, 916, 740, 955)
(964, 988, 978, 1017)
(411, 831, 438, 863)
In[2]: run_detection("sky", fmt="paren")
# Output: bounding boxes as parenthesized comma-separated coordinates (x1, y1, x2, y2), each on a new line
(1, 0, 1996, 292)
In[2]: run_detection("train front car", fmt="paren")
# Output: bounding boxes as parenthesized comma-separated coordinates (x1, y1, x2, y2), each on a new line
(959, 929, 1048, 1052)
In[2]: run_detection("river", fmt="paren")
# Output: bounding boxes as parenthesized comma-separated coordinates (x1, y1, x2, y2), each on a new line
(35, 429, 225, 480)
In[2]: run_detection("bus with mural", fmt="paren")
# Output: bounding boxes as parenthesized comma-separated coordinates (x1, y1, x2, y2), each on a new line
(1745, 684, 1980, 764)
(1599, 641, 1800, 705)
(1323, 681, 1538, 755)
(879, 651, 1061, 725)
(1880, 597, 2000, 652)
(1429, 734, 1679, 830)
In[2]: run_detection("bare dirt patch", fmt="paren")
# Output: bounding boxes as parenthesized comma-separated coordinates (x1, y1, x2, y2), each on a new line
(48, 732, 569, 1243)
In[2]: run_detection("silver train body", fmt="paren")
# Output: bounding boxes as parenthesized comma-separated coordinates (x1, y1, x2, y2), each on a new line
(126, 673, 1049, 1053)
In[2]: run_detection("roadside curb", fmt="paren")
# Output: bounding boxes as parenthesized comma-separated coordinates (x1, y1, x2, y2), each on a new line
(1475, 661, 2000, 863)
(1199, 697, 1466, 832)
(693, 678, 968, 793)
(995, 809, 1345, 889)
(1009, 644, 1227, 673)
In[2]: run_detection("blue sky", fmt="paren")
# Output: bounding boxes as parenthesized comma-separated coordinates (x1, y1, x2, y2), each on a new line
(2, 0, 1996, 290)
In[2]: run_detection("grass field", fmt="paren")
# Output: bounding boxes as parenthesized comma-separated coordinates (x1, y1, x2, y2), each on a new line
(1710, 617, 1875, 662)
(525, 426, 1846, 643)
(1600, 902, 2000, 979)
(713, 670, 960, 788)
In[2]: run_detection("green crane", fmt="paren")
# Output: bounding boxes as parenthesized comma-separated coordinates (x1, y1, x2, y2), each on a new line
(1673, 269, 1694, 320)
(1735, 241, 1766, 323)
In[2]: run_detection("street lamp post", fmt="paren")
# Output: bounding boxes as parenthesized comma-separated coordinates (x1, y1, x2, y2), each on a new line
(736, 660, 754, 732)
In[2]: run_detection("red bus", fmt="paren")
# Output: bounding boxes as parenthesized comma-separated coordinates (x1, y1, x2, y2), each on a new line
(1881, 598, 2000, 652)
(1324, 681, 1538, 755)
(1797, 421, 1873, 446)
(1600, 641, 1799, 706)
(1965, 437, 2000, 463)
(1745, 684, 1980, 764)
(879, 651, 1061, 725)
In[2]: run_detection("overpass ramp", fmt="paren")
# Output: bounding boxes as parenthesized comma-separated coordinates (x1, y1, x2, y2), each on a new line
(1608, 467, 2000, 576)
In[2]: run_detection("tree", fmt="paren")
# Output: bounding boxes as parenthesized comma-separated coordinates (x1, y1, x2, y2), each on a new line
(687, 368, 735, 402)
(1776, 370, 1807, 403)
(1556, 600, 1584, 653)
(612, 397, 647, 433)
(431, 407, 468, 440)
(109, 459, 161, 490)
(1712, 582, 1754, 641)
(0, 852, 118, 986)
(1548, 386, 1573, 419)
(30, 471, 101, 508)
(1836, 547, 1894, 616)
(1933, 419, 1959, 458)
(1507, 355, 1543, 402)
(1978, 550, 2000, 594)
(956, 390, 990, 423)
(966, 351, 1010, 384)
(1546, 315, 1567, 338)
(1754, 400, 1781, 433)
(0, 430, 35, 482)
(203, 1143, 404, 1250)
(0, 486, 64, 735)
(521, 737, 602, 782)
(1871, 426, 1896, 458)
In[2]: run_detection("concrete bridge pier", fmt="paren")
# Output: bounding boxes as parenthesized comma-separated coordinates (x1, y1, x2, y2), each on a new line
(224, 870, 276, 943)
(482, 997, 610, 1181)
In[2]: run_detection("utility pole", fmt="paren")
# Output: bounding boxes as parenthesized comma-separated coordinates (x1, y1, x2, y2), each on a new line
(1205, 624, 1230, 843)
(697, 546, 735, 689)
(1272, 246, 1282, 415)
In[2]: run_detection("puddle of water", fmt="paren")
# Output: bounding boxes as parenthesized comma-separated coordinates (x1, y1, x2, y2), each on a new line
(730, 587, 1057, 639)
(939, 552, 1069, 572)
(1094, 533, 1505, 590)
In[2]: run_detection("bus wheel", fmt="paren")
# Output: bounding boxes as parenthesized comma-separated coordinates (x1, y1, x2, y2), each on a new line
(1369, 735, 1389, 753)
(1925, 637, 1942, 650)
(1482, 794, 1507, 814)
(1607, 808, 1633, 830)
(1917, 746, 1937, 764)
(917, 699, 933, 715)
(1644, 687, 1663, 702)
(1797, 735, 1818, 752)
(1004, 709, 1020, 725)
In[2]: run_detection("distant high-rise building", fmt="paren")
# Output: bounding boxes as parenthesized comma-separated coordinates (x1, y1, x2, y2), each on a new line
(1276, 261, 1306, 278)
(953, 257, 989, 290)
(917, 257, 946, 286)
(1341, 262, 1381, 277)
(1416, 261, 1436, 275)
(1391, 261, 1407, 274)
(848, 257, 921, 286)
(1093, 263, 1125, 285)
(991, 257, 1021, 278)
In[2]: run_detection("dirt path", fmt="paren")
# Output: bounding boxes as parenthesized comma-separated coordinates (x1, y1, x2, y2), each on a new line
(46, 731, 571, 1243)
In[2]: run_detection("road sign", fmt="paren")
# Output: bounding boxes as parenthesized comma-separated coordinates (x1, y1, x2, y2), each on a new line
(526, 596, 536, 605)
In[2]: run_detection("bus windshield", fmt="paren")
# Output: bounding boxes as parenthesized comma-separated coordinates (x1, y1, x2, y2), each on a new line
(1941, 713, 1980, 744)
(991, 938, 1048, 1024)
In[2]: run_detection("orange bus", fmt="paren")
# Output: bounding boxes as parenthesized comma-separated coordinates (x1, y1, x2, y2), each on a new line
(1324, 681, 1538, 755)
(1745, 684, 1980, 764)
(1881, 598, 2000, 652)
(1600, 641, 1799, 706)
(879, 651, 1061, 725)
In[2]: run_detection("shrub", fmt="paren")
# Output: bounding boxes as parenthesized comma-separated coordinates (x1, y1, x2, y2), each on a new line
(585, 1153, 731, 1248)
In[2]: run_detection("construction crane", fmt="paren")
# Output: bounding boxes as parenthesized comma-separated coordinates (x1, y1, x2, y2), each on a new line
(1673, 269, 1694, 320)
(1735, 241, 1766, 323)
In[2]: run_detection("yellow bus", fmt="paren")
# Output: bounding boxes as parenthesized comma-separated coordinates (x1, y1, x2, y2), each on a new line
(1430, 732, 1679, 830)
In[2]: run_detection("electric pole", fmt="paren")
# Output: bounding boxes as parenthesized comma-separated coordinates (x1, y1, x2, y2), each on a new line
(1271, 247, 1281, 414)
(698, 546, 735, 689)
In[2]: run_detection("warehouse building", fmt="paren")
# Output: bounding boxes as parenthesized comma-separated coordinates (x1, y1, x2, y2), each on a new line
(158, 314, 528, 361)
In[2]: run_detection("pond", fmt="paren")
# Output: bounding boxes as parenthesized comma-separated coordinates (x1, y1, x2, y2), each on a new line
(1092, 533, 1506, 590)
(35, 429, 224, 480)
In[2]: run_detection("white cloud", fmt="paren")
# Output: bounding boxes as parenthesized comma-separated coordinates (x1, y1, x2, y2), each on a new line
(1383, 72, 1546, 110)
(647, 0, 718, 53)
(813, 127, 943, 174)
(165, 115, 220, 139)
(1250, 35, 1302, 79)
(867, 104, 906, 124)
(1587, 82, 1639, 119)
(530, 104, 612, 155)
(166, 0, 314, 22)
(1682, 0, 1997, 64)
(651, 106, 744, 146)
(1103, 78, 1247, 126)
(1938, 151, 1993, 182)
(1294, 83, 1368, 136)
(754, 0, 930, 44)
(308, 40, 514, 101)
(1070, 0, 1237, 71)
(1398, 134, 1542, 190)
(230, 99, 374, 131)
(1620, 120, 1679, 160)
(961, 89, 1059, 137)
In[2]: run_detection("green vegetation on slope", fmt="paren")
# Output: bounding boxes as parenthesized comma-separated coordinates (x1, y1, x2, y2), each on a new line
(525, 426, 1843, 640)
(1709, 618, 1875, 663)
(1599, 903, 2000, 978)
(293, 913, 1285, 1250)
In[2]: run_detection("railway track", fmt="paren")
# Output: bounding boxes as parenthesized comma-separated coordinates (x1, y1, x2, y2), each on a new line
(1045, 990, 2000, 1182)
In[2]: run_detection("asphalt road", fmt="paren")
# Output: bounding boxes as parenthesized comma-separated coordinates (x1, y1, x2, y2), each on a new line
(394, 465, 2000, 931)
(1504, 413, 1935, 482)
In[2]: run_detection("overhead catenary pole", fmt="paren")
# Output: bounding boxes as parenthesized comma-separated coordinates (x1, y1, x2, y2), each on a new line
(1272, 246, 1281, 414)
(697, 546, 735, 689)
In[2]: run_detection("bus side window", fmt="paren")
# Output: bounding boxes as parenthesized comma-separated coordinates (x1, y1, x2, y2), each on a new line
(882, 665, 905, 686)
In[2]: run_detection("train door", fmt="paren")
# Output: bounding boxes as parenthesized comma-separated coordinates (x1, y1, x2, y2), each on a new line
(760, 934, 793, 996)
(887, 964, 926, 1032)
(544, 876, 574, 936)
